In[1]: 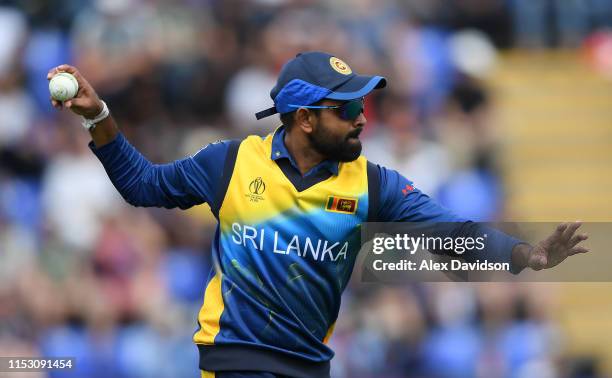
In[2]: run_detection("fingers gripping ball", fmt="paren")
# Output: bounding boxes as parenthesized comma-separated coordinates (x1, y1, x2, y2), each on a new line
(49, 72, 79, 101)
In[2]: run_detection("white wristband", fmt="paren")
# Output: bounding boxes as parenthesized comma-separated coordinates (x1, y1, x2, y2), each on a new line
(82, 100, 110, 130)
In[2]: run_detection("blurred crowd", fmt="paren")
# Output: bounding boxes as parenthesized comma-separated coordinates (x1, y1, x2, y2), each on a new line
(1, 0, 610, 377)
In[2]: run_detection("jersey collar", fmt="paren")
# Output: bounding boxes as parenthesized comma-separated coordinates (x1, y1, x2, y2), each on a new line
(271, 125, 340, 177)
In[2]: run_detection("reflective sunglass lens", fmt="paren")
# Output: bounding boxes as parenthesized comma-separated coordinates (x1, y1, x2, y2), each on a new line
(341, 99, 364, 120)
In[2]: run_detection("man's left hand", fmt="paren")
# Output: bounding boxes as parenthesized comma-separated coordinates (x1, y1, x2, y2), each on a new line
(525, 221, 589, 271)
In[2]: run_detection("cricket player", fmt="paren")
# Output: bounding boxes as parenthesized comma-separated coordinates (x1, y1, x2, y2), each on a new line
(48, 51, 588, 378)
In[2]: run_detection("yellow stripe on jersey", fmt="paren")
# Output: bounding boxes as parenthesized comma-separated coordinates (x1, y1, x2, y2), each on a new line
(193, 273, 224, 344)
(201, 370, 215, 378)
(323, 322, 336, 344)
(218, 132, 368, 228)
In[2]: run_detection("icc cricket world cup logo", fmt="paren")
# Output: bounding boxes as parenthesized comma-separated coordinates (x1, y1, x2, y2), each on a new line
(249, 177, 266, 195)
(246, 177, 266, 202)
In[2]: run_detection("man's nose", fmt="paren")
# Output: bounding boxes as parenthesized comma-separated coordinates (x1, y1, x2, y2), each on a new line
(354, 112, 366, 127)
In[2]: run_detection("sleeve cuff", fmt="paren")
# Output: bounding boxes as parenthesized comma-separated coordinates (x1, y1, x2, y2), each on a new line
(88, 133, 125, 159)
(508, 240, 531, 275)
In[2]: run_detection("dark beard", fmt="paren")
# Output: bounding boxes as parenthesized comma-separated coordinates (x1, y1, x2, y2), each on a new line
(308, 123, 362, 162)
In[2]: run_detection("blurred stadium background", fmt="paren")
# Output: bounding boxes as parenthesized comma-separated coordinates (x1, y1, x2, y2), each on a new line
(1, 0, 612, 377)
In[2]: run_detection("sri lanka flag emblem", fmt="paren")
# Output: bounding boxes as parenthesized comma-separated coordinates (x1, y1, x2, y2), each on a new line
(325, 196, 358, 214)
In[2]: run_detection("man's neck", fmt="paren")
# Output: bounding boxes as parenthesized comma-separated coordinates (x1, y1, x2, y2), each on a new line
(283, 129, 326, 176)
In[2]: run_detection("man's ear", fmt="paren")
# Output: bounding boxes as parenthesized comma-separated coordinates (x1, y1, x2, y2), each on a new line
(295, 108, 316, 134)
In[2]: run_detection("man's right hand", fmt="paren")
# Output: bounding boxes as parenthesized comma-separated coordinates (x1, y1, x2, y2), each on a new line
(47, 64, 103, 119)
(48, 64, 119, 146)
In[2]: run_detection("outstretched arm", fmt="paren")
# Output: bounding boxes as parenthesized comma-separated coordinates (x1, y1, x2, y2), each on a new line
(47, 64, 228, 210)
(373, 164, 589, 274)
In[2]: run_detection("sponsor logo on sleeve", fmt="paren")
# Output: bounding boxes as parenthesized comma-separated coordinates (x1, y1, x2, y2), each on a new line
(401, 184, 414, 196)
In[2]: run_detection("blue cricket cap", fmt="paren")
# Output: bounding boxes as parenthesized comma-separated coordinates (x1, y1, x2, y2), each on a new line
(255, 51, 387, 120)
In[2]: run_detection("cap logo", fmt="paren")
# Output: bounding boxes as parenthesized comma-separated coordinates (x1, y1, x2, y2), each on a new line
(330, 57, 352, 75)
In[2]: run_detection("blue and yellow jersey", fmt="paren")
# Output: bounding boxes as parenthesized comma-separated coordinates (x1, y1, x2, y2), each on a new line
(90, 126, 521, 378)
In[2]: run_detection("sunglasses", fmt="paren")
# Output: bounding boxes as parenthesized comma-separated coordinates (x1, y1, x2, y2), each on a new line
(288, 97, 365, 121)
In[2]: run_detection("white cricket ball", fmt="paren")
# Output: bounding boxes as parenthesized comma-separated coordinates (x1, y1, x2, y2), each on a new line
(49, 72, 79, 101)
